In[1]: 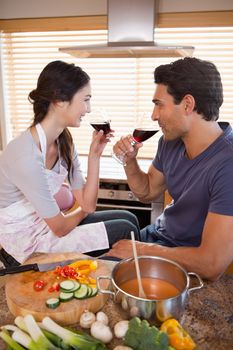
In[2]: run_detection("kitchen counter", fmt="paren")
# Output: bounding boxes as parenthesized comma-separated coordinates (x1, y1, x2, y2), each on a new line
(0, 267, 232, 349)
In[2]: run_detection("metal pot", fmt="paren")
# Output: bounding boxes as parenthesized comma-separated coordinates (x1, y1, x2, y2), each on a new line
(97, 256, 203, 324)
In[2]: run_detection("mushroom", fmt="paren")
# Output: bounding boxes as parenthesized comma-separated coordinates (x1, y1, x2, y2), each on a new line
(79, 311, 96, 329)
(114, 320, 129, 339)
(113, 346, 133, 350)
(129, 306, 139, 317)
(90, 321, 113, 343)
(121, 297, 128, 311)
(96, 311, 109, 325)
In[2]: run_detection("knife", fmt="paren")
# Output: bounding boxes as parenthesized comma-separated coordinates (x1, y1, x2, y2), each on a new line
(0, 258, 79, 276)
(0, 256, 122, 276)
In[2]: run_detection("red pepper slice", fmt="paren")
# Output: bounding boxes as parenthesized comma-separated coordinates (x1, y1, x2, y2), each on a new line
(48, 282, 60, 293)
(54, 265, 77, 279)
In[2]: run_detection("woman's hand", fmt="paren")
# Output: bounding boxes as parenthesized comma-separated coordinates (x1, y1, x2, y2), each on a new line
(89, 129, 114, 157)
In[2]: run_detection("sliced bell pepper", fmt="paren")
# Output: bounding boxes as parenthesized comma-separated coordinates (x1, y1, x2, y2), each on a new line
(88, 277, 96, 284)
(52, 260, 98, 288)
(160, 318, 196, 350)
(53, 265, 78, 279)
(68, 259, 98, 271)
(48, 281, 60, 293)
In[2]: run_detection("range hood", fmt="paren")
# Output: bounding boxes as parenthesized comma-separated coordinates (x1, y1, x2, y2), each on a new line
(59, 0, 194, 58)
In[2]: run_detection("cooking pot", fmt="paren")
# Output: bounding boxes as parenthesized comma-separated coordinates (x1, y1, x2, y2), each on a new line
(97, 256, 203, 324)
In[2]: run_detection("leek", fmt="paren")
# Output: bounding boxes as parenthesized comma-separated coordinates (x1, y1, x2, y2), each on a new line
(14, 316, 28, 333)
(37, 322, 67, 349)
(40, 328, 71, 350)
(12, 329, 38, 350)
(1, 325, 19, 332)
(0, 329, 25, 350)
(24, 314, 60, 350)
(42, 316, 106, 350)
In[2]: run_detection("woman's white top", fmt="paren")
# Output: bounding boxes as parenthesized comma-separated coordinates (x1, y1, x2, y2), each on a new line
(0, 128, 85, 218)
(0, 126, 108, 263)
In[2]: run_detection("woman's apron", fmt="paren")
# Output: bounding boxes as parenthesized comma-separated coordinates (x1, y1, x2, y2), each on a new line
(0, 124, 109, 263)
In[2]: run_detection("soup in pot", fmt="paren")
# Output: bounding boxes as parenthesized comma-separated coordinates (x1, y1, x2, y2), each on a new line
(119, 277, 180, 299)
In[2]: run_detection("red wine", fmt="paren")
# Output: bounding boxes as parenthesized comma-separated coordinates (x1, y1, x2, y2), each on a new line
(133, 128, 159, 143)
(90, 121, 111, 134)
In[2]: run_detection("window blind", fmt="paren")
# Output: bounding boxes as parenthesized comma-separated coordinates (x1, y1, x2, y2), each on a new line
(1, 27, 233, 162)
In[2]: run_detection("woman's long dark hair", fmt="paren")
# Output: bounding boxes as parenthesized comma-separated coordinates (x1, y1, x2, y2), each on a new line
(28, 60, 90, 180)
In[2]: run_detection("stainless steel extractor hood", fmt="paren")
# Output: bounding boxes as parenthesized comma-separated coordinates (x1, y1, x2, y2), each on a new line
(59, 0, 194, 58)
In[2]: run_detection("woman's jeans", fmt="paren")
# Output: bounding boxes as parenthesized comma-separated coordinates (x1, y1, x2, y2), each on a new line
(80, 210, 141, 256)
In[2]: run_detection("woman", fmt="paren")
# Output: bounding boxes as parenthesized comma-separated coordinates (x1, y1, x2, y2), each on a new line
(0, 60, 140, 264)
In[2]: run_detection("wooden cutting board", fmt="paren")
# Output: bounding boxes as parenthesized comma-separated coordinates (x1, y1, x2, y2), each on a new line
(5, 252, 111, 325)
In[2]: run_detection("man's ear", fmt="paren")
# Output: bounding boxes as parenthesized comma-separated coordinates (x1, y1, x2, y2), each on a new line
(183, 94, 195, 113)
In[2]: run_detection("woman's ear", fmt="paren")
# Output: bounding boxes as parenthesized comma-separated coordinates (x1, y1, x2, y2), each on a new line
(54, 100, 65, 108)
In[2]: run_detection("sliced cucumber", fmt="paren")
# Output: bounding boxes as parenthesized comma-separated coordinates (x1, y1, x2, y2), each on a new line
(46, 297, 60, 309)
(59, 280, 75, 292)
(74, 284, 88, 299)
(90, 286, 98, 297)
(87, 285, 92, 297)
(68, 280, 81, 292)
(59, 291, 74, 302)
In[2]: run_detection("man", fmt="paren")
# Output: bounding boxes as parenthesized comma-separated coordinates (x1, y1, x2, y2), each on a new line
(108, 57, 233, 281)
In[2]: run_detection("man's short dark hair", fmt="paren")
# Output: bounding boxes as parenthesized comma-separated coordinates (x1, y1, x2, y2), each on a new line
(154, 57, 223, 121)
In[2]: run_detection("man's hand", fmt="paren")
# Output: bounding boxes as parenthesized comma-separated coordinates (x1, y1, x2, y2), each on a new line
(113, 135, 142, 162)
(105, 239, 148, 259)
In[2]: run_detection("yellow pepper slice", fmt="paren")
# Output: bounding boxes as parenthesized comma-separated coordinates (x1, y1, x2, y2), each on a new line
(69, 259, 98, 270)
(160, 319, 196, 350)
(68, 259, 98, 285)
(77, 268, 91, 275)
(88, 277, 96, 284)
(89, 260, 98, 270)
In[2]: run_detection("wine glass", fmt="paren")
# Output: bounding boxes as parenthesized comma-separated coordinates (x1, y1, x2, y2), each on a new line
(112, 113, 159, 166)
(89, 109, 111, 134)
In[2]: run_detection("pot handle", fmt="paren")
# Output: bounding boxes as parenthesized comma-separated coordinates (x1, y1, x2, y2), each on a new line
(96, 275, 115, 296)
(187, 272, 204, 293)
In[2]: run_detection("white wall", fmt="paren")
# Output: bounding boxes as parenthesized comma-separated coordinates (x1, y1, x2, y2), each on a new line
(0, 0, 232, 19)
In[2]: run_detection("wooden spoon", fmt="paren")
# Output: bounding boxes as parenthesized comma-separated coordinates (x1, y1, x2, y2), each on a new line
(131, 231, 146, 299)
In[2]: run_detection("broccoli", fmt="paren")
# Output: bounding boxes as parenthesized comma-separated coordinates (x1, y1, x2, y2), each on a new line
(124, 317, 175, 350)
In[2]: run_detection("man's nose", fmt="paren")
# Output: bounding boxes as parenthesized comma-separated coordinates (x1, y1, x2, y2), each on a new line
(151, 107, 159, 121)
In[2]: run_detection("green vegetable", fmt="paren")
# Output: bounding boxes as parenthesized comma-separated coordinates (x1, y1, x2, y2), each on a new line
(124, 317, 175, 350)
(66, 281, 81, 292)
(40, 328, 71, 350)
(74, 284, 88, 299)
(46, 297, 60, 309)
(0, 329, 25, 350)
(14, 316, 28, 333)
(1, 325, 19, 332)
(60, 280, 76, 291)
(59, 292, 74, 302)
(24, 314, 60, 349)
(42, 316, 107, 350)
(7, 345, 14, 350)
(12, 329, 38, 350)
